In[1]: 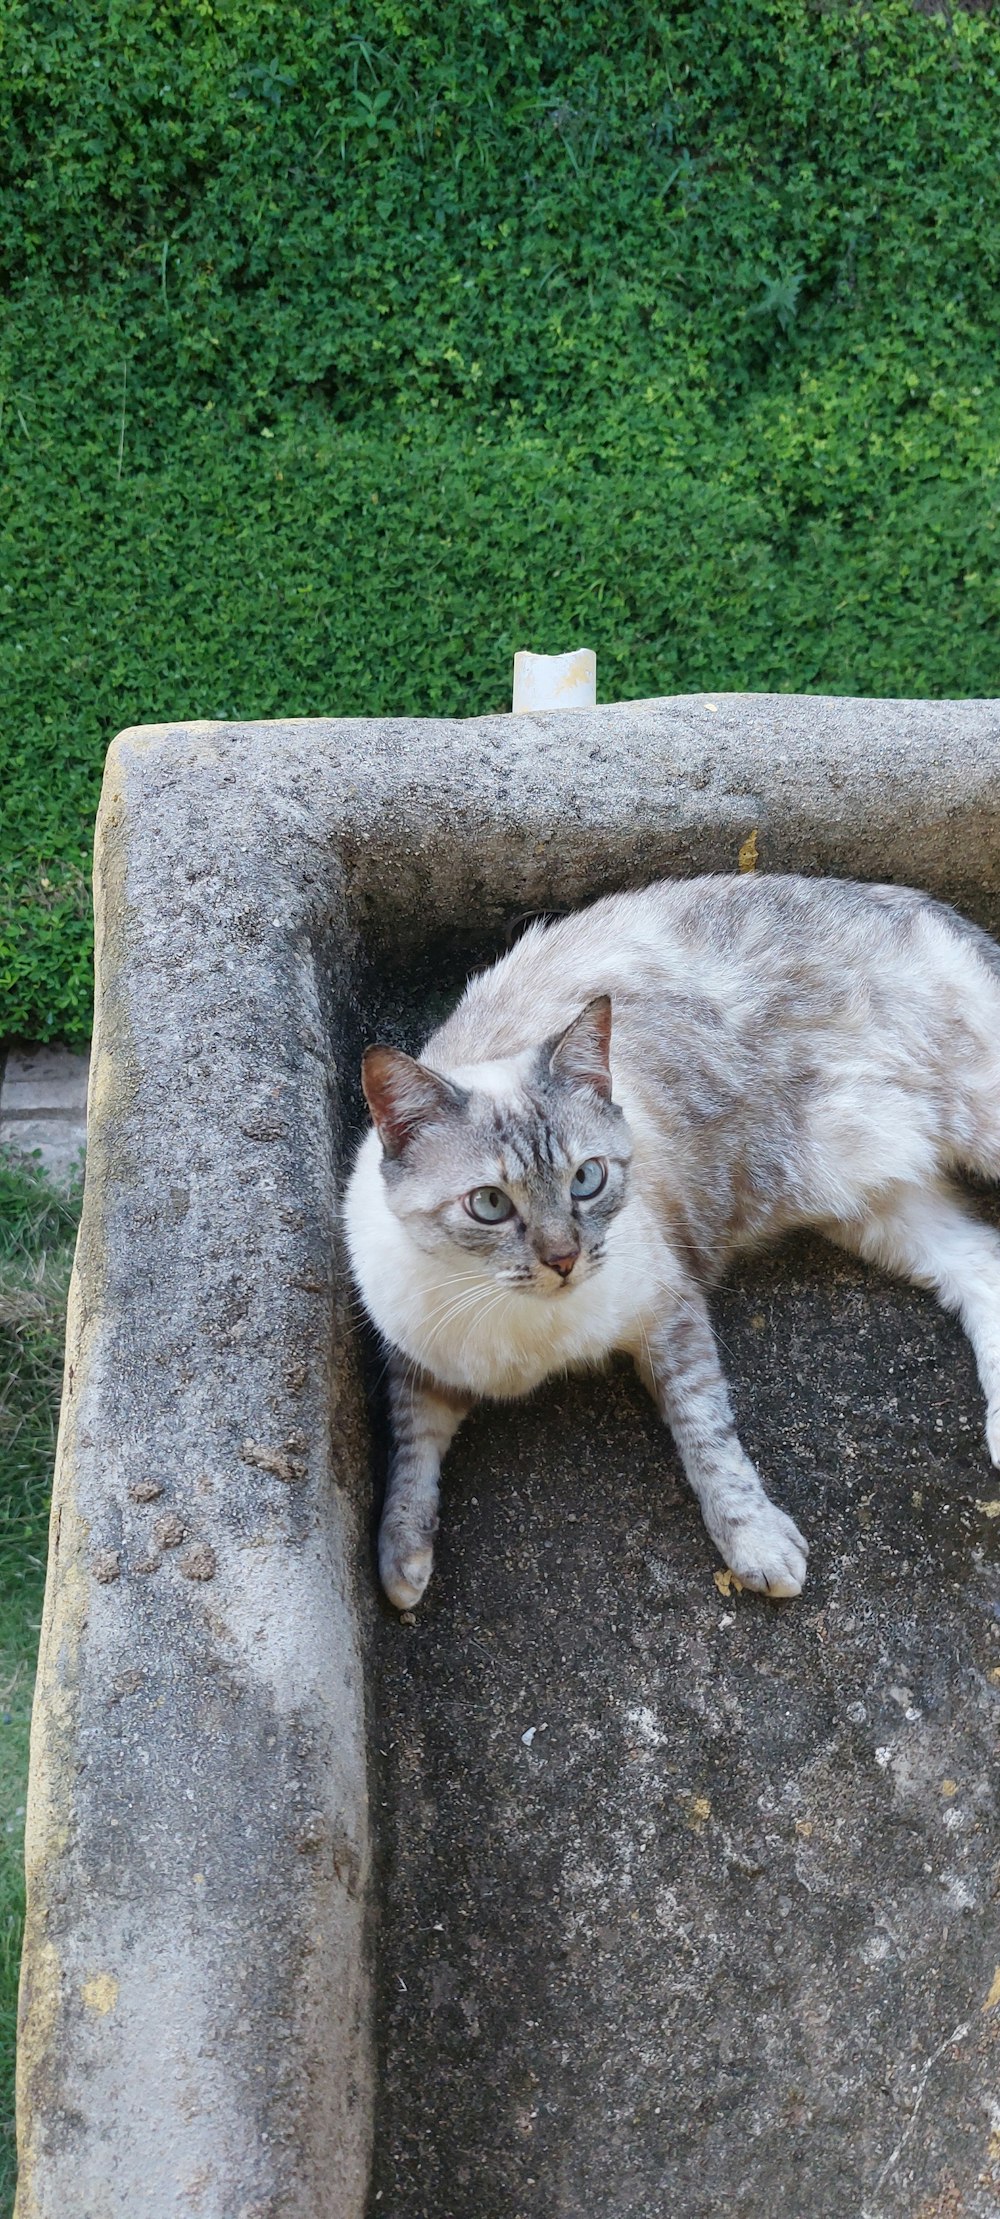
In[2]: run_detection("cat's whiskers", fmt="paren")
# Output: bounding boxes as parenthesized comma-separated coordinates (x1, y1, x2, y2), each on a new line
(635, 1310, 656, 1394)
(406, 1270, 489, 1311)
(415, 1274, 514, 1358)
(396, 1272, 491, 1338)
(427, 1276, 493, 1302)
(456, 1283, 514, 1370)
(418, 1280, 501, 1351)
(417, 1267, 490, 1295)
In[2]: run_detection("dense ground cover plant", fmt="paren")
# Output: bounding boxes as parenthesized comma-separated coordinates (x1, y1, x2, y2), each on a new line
(1, 0, 999, 1041)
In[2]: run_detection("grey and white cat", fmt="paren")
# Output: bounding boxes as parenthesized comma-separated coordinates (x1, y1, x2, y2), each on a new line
(344, 874, 1000, 1611)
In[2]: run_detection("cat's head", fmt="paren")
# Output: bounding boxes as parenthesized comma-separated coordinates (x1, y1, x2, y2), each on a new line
(360, 997, 631, 1297)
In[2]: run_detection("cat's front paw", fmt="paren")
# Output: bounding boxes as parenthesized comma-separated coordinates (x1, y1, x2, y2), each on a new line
(722, 1500, 809, 1599)
(379, 1523, 434, 1611)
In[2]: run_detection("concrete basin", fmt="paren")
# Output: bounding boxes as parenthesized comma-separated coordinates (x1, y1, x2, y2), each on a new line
(15, 697, 1000, 2217)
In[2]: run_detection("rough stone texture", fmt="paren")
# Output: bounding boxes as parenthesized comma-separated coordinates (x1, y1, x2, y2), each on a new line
(0, 1046, 90, 1184)
(15, 695, 1000, 2219)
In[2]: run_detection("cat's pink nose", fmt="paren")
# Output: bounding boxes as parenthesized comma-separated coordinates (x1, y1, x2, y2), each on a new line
(543, 1252, 578, 1280)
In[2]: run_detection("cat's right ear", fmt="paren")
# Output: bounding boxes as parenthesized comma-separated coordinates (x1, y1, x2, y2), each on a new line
(361, 1048, 466, 1160)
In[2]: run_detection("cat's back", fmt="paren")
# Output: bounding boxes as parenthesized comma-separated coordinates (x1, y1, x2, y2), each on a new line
(426, 874, 749, 1063)
(425, 872, 985, 1070)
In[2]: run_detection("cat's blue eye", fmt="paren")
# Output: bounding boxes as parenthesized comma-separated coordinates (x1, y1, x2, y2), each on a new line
(465, 1186, 515, 1225)
(570, 1158, 607, 1200)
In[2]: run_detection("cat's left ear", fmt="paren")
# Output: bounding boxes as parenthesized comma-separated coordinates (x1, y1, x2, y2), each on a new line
(361, 1047, 467, 1159)
(547, 995, 613, 1101)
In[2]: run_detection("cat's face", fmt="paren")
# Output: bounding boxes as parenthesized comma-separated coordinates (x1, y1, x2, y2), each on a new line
(361, 998, 631, 1297)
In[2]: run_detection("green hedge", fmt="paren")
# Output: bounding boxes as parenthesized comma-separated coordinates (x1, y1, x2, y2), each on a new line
(2, 0, 999, 1043)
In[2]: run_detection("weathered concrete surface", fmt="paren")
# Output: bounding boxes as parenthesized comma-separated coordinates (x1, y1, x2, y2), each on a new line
(15, 737, 375, 2218)
(15, 696, 1000, 2218)
(0, 1046, 89, 1184)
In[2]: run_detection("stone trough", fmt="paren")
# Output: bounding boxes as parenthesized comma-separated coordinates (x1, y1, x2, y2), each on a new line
(15, 697, 1000, 2218)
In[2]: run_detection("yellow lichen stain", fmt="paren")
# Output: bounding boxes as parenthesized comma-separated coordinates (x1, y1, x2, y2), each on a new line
(737, 828, 759, 873)
(553, 649, 596, 701)
(82, 1972, 118, 2017)
(989, 1667, 1000, 1684)
(975, 1498, 1000, 1518)
(687, 1796, 711, 1830)
(940, 1778, 958, 1799)
(795, 1819, 814, 1839)
(983, 1966, 1000, 2013)
(713, 1568, 745, 1597)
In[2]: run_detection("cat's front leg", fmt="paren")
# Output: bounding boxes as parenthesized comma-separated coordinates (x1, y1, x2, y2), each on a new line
(380, 1356, 471, 1610)
(645, 1290, 808, 1598)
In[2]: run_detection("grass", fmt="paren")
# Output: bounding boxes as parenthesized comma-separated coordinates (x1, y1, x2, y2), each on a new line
(0, 1148, 82, 2214)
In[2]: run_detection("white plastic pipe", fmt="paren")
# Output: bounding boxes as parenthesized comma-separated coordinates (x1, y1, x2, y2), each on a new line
(512, 648, 597, 712)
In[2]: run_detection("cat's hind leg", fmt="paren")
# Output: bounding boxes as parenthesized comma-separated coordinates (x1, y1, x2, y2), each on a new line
(645, 1290, 809, 1597)
(827, 1181, 1000, 1466)
(380, 1357, 471, 1609)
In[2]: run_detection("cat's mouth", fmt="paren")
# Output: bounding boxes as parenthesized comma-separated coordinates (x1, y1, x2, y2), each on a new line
(501, 1261, 592, 1298)
(531, 1267, 585, 1297)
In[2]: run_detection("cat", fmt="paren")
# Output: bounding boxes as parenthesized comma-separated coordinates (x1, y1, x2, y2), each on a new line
(343, 873, 1000, 1611)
